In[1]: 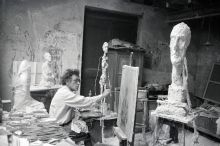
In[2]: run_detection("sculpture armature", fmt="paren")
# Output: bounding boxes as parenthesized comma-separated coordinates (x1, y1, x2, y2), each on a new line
(39, 52, 55, 87)
(13, 60, 45, 111)
(156, 22, 191, 117)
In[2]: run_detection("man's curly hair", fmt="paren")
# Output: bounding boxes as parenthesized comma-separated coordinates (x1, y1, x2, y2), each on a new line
(60, 69, 79, 85)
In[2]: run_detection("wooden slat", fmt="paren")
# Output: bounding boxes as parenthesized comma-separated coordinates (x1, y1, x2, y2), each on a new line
(113, 127, 127, 140)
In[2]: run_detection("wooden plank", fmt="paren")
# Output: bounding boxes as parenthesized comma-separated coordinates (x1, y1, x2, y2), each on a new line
(32, 62, 37, 85)
(117, 65, 139, 142)
(113, 127, 127, 140)
(203, 62, 220, 104)
(155, 113, 194, 124)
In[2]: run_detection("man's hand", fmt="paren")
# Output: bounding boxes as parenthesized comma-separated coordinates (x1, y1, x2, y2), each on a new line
(102, 89, 111, 98)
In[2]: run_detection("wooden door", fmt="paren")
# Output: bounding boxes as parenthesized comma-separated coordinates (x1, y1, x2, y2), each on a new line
(81, 8, 139, 96)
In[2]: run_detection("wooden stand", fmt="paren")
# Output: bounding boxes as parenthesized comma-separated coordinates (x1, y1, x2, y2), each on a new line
(113, 127, 128, 146)
(153, 113, 194, 146)
(135, 97, 148, 140)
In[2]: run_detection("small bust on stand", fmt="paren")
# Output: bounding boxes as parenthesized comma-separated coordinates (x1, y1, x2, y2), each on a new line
(155, 22, 191, 117)
(39, 52, 55, 87)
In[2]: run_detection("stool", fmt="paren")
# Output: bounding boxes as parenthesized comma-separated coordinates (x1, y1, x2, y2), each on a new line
(135, 98, 148, 140)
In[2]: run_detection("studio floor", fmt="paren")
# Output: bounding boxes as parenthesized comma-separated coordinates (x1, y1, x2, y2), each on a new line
(102, 129, 220, 146)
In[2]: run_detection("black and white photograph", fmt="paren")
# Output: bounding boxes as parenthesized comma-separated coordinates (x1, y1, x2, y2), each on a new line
(0, 0, 220, 145)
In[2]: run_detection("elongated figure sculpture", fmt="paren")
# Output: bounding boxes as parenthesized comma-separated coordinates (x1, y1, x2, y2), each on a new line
(168, 22, 191, 104)
(156, 22, 191, 117)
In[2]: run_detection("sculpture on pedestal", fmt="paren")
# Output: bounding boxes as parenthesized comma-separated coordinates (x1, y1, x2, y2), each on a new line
(153, 23, 200, 144)
(39, 52, 55, 87)
(99, 42, 109, 143)
(168, 22, 191, 104)
(156, 22, 191, 117)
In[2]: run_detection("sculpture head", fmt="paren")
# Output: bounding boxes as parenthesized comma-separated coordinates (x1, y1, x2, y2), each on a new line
(18, 60, 31, 75)
(170, 22, 191, 65)
(102, 42, 108, 54)
(44, 52, 52, 62)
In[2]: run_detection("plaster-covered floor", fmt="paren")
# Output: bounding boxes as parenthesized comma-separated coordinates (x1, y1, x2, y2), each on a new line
(102, 130, 220, 146)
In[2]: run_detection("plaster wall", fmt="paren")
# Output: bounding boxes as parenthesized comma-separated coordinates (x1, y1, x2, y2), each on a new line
(0, 0, 174, 101)
(143, 17, 220, 99)
(194, 23, 220, 98)
(143, 21, 198, 94)
(0, 0, 200, 102)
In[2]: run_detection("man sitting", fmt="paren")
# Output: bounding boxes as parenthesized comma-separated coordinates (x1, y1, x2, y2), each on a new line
(49, 69, 110, 132)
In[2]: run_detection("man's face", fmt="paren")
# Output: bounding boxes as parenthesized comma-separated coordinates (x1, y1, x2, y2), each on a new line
(170, 33, 187, 64)
(66, 75, 80, 91)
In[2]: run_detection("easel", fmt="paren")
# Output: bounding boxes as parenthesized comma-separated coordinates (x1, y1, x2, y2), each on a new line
(113, 52, 139, 146)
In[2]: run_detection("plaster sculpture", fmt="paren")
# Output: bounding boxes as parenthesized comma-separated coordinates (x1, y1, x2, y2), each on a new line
(13, 60, 45, 111)
(99, 42, 109, 114)
(99, 42, 109, 143)
(99, 42, 109, 93)
(168, 22, 191, 104)
(39, 52, 55, 87)
(156, 22, 191, 117)
(154, 23, 200, 144)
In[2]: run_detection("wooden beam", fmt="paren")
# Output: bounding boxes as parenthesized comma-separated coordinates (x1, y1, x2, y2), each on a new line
(113, 127, 127, 146)
(167, 12, 220, 23)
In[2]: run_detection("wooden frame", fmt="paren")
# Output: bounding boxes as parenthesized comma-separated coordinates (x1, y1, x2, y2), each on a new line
(116, 65, 139, 145)
(203, 62, 220, 105)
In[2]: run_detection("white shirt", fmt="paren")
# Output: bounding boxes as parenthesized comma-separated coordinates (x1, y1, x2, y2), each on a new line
(49, 86, 102, 125)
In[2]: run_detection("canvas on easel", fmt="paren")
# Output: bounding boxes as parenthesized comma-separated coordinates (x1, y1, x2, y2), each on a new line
(117, 65, 139, 143)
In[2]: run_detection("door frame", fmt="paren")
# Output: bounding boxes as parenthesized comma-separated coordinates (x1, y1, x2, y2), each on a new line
(81, 6, 142, 95)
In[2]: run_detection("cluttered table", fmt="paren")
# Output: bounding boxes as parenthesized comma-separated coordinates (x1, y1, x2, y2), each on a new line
(0, 109, 69, 146)
(0, 108, 117, 146)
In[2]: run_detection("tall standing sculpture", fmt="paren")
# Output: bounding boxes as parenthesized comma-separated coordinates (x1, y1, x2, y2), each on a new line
(99, 42, 109, 143)
(156, 22, 191, 117)
(99, 42, 109, 114)
(154, 22, 200, 144)
(13, 60, 45, 111)
(99, 42, 109, 95)
(168, 22, 191, 105)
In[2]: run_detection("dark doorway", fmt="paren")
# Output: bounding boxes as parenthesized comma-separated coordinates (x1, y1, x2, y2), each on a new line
(81, 7, 139, 96)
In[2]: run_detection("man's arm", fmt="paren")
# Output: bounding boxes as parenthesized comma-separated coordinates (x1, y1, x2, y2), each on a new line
(64, 89, 110, 109)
